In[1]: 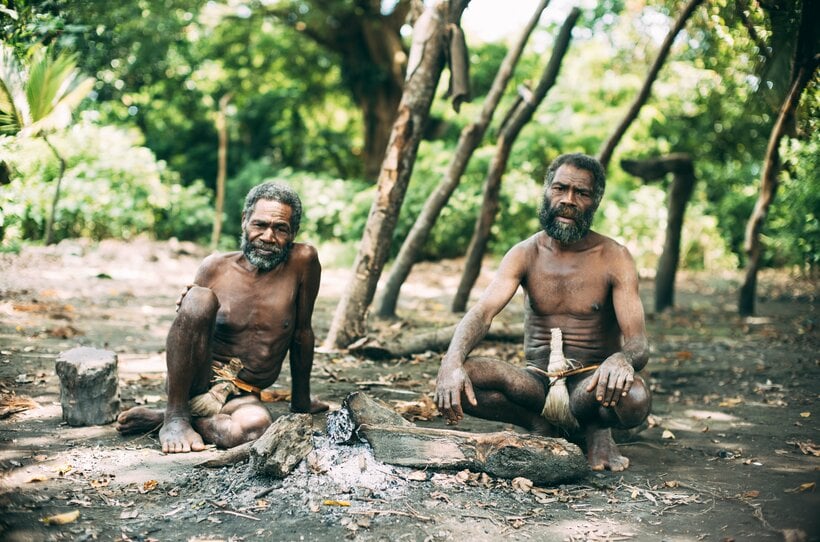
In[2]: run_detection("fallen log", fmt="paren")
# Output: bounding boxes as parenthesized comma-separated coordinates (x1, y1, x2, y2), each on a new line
(359, 424, 588, 486)
(350, 321, 524, 359)
(247, 413, 313, 478)
(342, 392, 588, 485)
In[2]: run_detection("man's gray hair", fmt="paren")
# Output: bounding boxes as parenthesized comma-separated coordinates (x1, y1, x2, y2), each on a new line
(544, 153, 606, 207)
(243, 181, 303, 233)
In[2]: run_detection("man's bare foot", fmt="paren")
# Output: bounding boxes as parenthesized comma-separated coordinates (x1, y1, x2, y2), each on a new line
(116, 407, 163, 435)
(292, 398, 330, 414)
(159, 417, 206, 453)
(309, 398, 330, 414)
(586, 427, 630, 471)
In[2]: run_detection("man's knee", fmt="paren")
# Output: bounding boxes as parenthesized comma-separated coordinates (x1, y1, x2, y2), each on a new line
(234, 404, 273, 440)
(177, 286, 219, 322)
(615, 377, 652, 428)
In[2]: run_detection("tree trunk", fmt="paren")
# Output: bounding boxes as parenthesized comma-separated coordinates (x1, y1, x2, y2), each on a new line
(43, 135, 66, 246)
(596, 0, 703, 171)
(621, 154, 695, 313)
(211, 93, 231, 250)
(360, 86, 404, 181)
(452, 7, 580, 313)
(323, 0, 470, 350)
(739, 55, 818, 315)
(374, 0, 552, 319)
(267, 1, 411, 181)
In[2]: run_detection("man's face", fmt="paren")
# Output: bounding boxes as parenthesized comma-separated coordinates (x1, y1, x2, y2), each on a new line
(240, 199, 294, 271)
(539, 164, 597, 245)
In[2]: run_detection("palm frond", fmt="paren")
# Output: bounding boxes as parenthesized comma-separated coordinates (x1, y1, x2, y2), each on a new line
(0, 43, 28, 134)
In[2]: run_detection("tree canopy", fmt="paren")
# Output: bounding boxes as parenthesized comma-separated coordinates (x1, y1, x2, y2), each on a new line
(0, 0, 816, 282)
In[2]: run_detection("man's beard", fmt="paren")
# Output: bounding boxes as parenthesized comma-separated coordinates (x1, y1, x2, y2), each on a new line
(539, 200, 595, 244)
(240, 231, 291, 271)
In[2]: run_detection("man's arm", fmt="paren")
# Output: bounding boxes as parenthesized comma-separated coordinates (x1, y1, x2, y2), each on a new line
(435, 245, 527, 423)
(586, 244, 649, 407)
(289, 245, 323, 413)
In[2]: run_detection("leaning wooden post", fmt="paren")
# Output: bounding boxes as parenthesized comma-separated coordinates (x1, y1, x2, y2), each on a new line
(621, 153, 695, 312)
(323, 0, 470, 349)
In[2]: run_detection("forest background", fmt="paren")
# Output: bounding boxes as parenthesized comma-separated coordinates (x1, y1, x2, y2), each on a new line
(0, 0, 816, 341)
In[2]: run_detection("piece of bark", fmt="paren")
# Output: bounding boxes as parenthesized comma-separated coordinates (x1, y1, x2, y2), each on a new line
(350, 322, 525, 359)
(55, 347, 120, 426)
(196, 440, 254, 469)
(247, 413, 313, 478)
(358, 424, 587, 486)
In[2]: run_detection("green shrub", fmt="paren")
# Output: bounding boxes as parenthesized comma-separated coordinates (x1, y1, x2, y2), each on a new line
(0, 120, 213, 246)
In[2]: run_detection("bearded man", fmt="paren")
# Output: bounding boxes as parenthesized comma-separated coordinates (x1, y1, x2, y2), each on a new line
(117, 182, 328, 453)
(435, 153, 651, 471)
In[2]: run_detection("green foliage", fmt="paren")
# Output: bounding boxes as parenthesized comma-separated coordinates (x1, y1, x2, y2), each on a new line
(0, 43, 94, 136)
(1, 0, 814, 275)
(220, 159, 371, 250)
(767, 128, 820, 270)
(596, 185, 738, 275)
(0, 120, 213, 245)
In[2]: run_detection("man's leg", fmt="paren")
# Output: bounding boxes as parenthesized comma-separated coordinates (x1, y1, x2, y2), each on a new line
(159, 286, 219, 453)
(461, 356, 554, 435)
(193, 395, 273, 449)
(568, 374, 651, 471)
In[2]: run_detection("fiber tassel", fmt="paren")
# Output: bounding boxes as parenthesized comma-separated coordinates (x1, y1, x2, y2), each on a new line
(541, 327, 579, 430)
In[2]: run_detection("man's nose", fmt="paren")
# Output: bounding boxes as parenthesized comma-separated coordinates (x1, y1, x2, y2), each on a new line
(559, 190, 577, 206)
(259, 227, 277, 243)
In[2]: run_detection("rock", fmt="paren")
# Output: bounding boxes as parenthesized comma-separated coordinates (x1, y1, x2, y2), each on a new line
(55, 347, 121, 426)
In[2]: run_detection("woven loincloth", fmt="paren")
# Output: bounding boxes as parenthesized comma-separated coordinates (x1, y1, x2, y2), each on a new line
(188, 358, 290, 416)
(527, 364, 600, 431)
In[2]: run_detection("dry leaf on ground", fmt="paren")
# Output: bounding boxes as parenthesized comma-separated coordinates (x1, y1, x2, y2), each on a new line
(784, 482, 815, 493)
(41, 510, 80, 525)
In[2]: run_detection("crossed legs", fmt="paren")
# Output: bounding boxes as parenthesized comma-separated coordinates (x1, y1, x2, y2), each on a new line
(117, 286, 272, 452)
(460, 355, 651, 471)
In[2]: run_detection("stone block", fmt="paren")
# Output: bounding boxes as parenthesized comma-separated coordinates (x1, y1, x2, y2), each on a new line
(55, 347, 121, 426)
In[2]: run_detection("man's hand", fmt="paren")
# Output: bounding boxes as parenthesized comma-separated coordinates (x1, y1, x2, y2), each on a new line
(435, 365, 477, 424)
(585, 353, 635, 407)
(175, 284, 195, 312)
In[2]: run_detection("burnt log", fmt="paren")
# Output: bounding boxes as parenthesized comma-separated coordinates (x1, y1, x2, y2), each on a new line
(359, 424, 587, 486)
(247, 413, 313, 478)
(343, 392, 588, 485)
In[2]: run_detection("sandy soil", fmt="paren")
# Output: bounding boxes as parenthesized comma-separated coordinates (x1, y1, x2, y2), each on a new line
(0, 238, 818, 542)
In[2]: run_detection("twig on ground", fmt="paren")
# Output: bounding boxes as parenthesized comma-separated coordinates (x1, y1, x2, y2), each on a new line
(347, 508, 433, 522)
(211, 509, 261, 521)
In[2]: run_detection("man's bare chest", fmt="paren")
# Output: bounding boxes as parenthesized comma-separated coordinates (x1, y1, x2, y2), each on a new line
(524, 266, 612, 316)
(210, 274, 298, 335)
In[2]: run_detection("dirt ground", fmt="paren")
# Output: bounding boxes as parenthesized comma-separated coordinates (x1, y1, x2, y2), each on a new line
(0, 237, 817, 542)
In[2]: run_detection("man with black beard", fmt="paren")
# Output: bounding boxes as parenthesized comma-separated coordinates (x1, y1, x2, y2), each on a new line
(117, 182, 328, 453)
(435, 153, 651, 471)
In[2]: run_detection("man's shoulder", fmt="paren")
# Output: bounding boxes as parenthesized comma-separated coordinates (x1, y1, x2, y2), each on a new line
(589, 230, 629, 255)
(289, 242, 319, 265)
(509, 232, 543, 254)
(201, 251, 242, 268)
